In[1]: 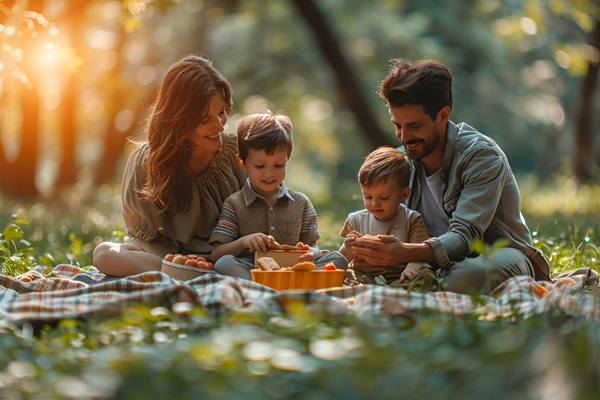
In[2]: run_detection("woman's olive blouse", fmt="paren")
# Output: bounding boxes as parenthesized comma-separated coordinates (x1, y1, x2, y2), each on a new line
(121, 132, 246, 259)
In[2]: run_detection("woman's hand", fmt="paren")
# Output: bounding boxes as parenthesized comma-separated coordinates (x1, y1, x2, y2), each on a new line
(242, 233, 272, 253)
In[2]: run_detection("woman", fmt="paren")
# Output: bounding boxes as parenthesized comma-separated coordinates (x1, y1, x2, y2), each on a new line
(93, 55, 246, 276)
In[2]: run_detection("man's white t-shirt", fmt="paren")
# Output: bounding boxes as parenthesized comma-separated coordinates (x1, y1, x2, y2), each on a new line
(417, 162, 449, 237)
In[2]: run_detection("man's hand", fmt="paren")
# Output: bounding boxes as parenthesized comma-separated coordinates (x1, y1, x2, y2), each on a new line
(352, 235, 405, 266)
(242, 233, 272, 253)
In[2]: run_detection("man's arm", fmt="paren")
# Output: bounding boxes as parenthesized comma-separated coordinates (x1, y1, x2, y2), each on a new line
(433, 147, 509, 264)
(351, 236, 436, 266)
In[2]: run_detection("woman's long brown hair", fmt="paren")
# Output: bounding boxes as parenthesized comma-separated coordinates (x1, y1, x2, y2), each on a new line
(139, 55, 233, 215)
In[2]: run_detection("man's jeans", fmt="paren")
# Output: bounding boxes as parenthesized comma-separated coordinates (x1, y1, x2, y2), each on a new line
(437, 248, 535, 295)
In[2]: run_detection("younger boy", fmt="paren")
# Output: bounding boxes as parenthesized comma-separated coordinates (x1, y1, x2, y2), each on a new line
(340, 146, 430, 283)
(209, 111, 348, 280)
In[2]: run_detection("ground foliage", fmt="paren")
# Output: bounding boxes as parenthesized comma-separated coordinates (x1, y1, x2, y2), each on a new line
(0, 172, 599, 399)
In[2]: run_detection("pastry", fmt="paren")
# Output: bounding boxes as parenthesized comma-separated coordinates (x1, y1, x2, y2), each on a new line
(288, 261, 316, 271)
(268, 238, 308, 251)
(256, 257, 282, 271)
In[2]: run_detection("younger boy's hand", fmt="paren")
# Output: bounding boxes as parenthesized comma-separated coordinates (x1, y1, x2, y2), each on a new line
(398, 262, 422, 283)
(242, 233, 272, 253)
(344, 230, 362, 249)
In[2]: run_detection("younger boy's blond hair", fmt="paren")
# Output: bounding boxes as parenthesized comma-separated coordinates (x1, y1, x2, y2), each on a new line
(358, 146, 410, 189)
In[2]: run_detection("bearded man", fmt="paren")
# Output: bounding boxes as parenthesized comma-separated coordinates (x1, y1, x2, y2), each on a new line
(352, 58, 551, 294)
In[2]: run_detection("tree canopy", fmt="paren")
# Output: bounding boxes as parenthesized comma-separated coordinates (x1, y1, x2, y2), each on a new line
(0, 0, 598, 211)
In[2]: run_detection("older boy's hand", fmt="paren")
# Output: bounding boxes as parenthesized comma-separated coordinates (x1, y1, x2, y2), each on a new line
(243, 233, 272, 253)
(298, 251, 316, 262)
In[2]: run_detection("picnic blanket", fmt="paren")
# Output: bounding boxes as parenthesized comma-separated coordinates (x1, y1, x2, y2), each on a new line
(0, 265, 598, 326)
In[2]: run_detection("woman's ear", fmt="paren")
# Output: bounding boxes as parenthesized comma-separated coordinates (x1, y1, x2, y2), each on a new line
(401, 186, 411, 202)
(236, 154, 246, 170)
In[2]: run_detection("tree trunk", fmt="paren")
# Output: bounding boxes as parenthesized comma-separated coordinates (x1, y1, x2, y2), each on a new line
(0, 0, 45, 198)
(54, 2, 87, 188)
(574, 20, 600, 183)
(95, 103, 147, 184)
(289, 0, 392, 148)
(95, 42, 146, 185)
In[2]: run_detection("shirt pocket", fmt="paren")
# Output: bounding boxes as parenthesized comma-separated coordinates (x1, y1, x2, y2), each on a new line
(390, 228, 409, 242)
(284, 222, 302, 244)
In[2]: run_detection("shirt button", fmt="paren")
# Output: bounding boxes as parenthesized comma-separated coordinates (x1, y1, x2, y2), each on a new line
(271, 227, 275, 230)
(269, 207, 273, 211)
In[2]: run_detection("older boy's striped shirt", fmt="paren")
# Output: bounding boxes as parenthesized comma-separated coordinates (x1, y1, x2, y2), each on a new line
(209, 180, 320, 259)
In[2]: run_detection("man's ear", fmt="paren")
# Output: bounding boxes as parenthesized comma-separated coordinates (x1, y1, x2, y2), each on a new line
(401, 186, 411, 202)
(236, 154, 246, 170)
(436, 105, 451, 125)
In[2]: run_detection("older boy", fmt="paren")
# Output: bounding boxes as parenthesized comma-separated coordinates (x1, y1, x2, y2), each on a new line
(209, 111, 348, 280)
(340, 146, 430, 283)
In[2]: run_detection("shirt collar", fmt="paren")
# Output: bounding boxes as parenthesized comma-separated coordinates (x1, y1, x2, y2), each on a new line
(241, 178, 295, 206)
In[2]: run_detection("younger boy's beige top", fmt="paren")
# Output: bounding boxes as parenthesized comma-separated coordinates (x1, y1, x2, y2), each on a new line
(340, 204, 429, 244)
(340, 205, 430, 276)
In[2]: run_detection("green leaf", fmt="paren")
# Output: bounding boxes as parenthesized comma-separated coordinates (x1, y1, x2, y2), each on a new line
(375, 275, 387, 285)
(470, 238, 488, 256)
(3, 224, 23, 242)
(490, 239, 510, 253)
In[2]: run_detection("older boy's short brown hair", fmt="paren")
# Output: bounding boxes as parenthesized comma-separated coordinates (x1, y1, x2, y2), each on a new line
(237, 111, 293, 162)
(358, 146, 410, 189)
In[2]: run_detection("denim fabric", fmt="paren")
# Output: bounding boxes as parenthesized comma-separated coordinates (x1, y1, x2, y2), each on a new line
(437, 247, 535, 295)
(403, 121, 551, 281)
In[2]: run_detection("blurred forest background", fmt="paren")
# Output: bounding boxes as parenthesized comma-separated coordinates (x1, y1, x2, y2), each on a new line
(0, 0, 599, 228)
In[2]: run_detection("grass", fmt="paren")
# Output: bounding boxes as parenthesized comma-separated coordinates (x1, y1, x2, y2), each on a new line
(0, 172, 599, 399)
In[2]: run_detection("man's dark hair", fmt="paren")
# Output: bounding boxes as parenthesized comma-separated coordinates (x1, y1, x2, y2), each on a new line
(379, 58, 453, 120)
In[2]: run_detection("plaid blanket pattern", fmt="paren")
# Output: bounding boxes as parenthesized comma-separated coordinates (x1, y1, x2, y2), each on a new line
(0, 265, 597, 325)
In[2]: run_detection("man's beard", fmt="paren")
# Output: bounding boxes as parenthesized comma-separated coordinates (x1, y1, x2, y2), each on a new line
(404, 124, 441, 160)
